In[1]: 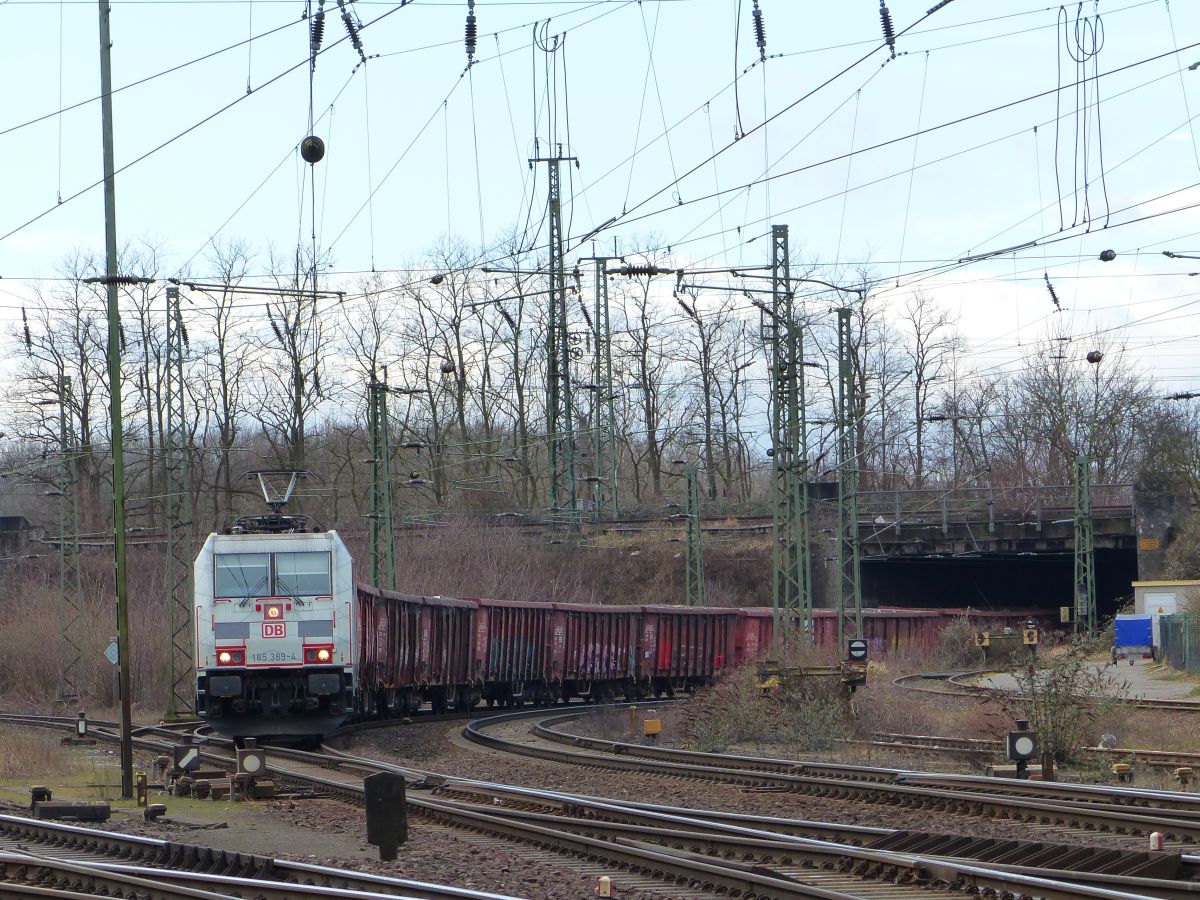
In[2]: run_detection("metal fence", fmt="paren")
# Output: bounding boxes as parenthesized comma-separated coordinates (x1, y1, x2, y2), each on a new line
(1159, 614, 1200, 673)
(854, 483, 1134, 532)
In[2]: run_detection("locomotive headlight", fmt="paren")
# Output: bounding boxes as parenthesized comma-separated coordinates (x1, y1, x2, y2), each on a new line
(218, 651, 232, 664)
(265, 604, 283, 619)
(317, 648, 331, 662)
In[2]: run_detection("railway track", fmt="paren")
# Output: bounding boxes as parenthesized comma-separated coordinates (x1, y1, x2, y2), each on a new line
(0, 812, 516, 899)
(893, 669, 1200, 714)
(0, 709, 1171, 899)
(266, 740, 1183, 899)
(463, 705, 1200, 849)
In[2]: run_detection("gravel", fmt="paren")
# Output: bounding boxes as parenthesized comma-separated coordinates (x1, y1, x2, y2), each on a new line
(342, 716, 1200, 852)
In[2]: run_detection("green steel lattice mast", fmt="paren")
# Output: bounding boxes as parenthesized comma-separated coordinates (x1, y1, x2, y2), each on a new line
(1073, 454, 1096, 631)
(836, 307, 863, 647)
(56, 375, 83, 704)
(768, 225, 813, 649)
(164, 286, 194, 717)
(369, 376, 397, 590)
(532, 152, 578, 526)
(684, 463, 706, 606)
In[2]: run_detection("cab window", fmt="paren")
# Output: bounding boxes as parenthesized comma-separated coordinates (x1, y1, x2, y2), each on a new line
(214, 553, 270, 598)
(276, 551, 332, 596)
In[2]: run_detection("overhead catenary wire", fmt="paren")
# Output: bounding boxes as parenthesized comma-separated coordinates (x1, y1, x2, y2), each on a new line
(895, 50, 930, 286)
(0, 1, 416, 247)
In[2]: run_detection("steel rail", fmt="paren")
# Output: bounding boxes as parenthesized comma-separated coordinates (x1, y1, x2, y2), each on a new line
(466, 707, 1200, 841)
(0, 703, 1180, 898)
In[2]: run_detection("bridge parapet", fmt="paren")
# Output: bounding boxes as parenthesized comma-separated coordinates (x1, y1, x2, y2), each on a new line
(856, 484, 1133, 534)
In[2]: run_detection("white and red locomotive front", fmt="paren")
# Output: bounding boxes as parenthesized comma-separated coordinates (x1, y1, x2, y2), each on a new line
(194, 530, 356, 737)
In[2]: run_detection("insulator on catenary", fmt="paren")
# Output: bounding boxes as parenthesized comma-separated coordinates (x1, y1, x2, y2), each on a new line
(310, 6, 326, 57)
(1044, 273, 1062, 311)
(617, 264, 670, 277)
(337, 0, 364, 56)
(752, 0, 766, 62)
(880, 1, 896, 59)
(465, 0, 477, 64)
(21, 307, 31, 351)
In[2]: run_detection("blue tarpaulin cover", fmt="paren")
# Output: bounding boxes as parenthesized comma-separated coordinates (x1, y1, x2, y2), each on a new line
(1114, 614, 1153, 647)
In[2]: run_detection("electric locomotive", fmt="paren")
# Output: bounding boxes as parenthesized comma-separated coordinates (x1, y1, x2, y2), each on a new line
(194, 499, 356, 738)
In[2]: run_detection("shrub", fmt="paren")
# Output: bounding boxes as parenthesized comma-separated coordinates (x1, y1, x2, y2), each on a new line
(683, 663, 853, 754)
(991, 635, 1129, 762)
(931, 614, 983, 670)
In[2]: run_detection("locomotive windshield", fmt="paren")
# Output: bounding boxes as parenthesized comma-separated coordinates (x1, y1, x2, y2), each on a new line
(213, 550, 331, 598)
(214, 553, 269, 598)
(276, 551, 333, 595)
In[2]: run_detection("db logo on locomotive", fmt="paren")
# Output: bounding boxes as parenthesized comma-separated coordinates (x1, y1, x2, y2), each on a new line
(262, 622, 287, 639)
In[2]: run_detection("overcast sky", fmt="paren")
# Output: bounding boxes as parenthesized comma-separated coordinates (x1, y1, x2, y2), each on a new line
(1, 0, 1198, 393)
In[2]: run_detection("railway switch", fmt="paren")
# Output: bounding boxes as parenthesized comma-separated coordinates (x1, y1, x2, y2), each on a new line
(30, 786, 51, 803)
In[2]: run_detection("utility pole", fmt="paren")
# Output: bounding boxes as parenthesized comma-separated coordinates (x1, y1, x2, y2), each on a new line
(836, 307, 863, 647)
(767, 225, 812, 651)
(97, 0, 133, 798)
(684, 463, 705, 606)
(580, 254, 620, 521)
(56, 375, 82, 704)
(368, 373, 397, 590)
(1073, 455, 1095, 632)
(530, 150, 578, 527)
(163, 286, 194, 718)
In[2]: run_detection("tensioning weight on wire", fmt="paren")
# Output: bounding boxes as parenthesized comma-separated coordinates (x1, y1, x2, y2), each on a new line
(301, 135, 325, 164)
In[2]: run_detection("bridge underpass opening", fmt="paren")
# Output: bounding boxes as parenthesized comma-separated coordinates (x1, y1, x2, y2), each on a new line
(861, 548, 1136, 620)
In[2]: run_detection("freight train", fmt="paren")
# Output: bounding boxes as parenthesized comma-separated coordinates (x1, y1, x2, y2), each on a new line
(194, 522, 1046, 738)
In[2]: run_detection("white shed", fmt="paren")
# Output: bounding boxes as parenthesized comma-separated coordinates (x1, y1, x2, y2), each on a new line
(1131, 580, 1200, 616)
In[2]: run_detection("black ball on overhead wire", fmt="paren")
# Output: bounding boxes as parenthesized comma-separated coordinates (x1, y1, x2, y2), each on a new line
(300, 135, 325, 164)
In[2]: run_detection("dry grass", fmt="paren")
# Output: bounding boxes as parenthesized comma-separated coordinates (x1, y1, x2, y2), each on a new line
(0, 729, 76, 779)
(682, 665, 853, 754)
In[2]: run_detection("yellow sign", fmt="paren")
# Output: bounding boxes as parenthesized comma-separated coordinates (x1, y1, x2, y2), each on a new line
(1023, 628, 1039, 646)
(975, 631, 990, 647)
(1060, 606, 1071, 623)
(1139, 537, 1162, 551)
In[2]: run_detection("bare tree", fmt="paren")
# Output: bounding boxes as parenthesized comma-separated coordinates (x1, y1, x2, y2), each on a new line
(898, 291, 959, 488)
(195, 240, 255, 526)
(256, 247, 330, 470)
(613, 249, 686, 503)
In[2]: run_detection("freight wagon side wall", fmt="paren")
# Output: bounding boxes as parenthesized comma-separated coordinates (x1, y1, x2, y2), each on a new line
(560, 605, 638, 682)
(735, 607, 1048, 658)
(475, 599, 556, 686)
(642, 608, 739, 679)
